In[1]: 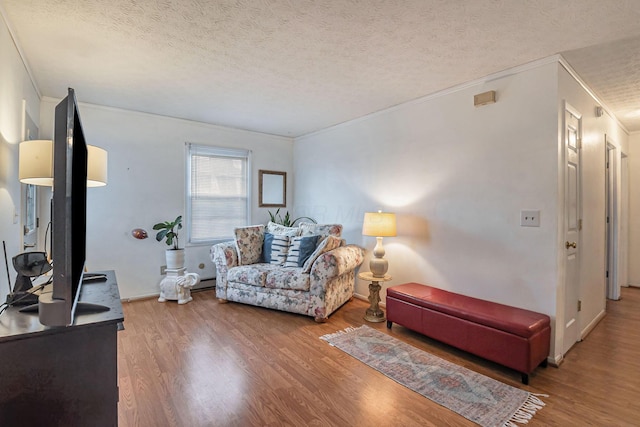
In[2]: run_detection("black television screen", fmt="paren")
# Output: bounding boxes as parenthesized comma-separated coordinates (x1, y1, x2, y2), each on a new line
(38, 88, 87, 326)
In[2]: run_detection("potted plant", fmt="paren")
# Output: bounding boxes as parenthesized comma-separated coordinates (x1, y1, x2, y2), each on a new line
(153, 215, 184, 270)
(268, 208, 316, 227)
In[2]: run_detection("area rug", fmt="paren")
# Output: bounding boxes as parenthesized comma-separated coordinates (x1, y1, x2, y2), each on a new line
(320, 325, 546, 427)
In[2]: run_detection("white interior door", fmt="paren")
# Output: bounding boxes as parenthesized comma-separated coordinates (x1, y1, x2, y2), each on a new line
(563, 104, 581, 355)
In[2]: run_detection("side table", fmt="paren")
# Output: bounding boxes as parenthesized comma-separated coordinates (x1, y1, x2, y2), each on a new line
(158, 268, 200, 304)
(358, 271, 392, 322)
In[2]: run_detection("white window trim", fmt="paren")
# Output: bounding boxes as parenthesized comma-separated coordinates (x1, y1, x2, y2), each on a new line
(185, 143, 252, 246)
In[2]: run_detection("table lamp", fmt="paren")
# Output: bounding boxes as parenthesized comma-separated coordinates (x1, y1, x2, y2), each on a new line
(86, 145, 108, 187)
(19, 139, 53, 186)
(19, 139, 108, 187)
(362, 211, 397, 277)
(18, 139, 108, 258)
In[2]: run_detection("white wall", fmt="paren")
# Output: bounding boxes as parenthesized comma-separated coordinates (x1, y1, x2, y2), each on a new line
(295, 62, 560, 322)
(0, 15, 40, 302)
(628, 132, 640, 286)
(295, 57, 634, 362)
(39, 99, 294, 299)
(295, 58, 633, 361)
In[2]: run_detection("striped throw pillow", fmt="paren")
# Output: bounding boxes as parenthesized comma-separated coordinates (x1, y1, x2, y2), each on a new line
(269, 235, 290, 266)
(285, 235, 319, 268)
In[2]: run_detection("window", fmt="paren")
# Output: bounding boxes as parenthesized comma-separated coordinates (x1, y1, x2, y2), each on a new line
(186, 144, 251, 243)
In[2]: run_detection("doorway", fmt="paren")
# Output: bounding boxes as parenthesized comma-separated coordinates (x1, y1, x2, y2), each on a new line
(21, 184, 38, 251)
(605, 140, 629, 300)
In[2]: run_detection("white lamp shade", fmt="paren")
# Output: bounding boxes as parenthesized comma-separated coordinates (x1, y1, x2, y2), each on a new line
(87, 145, 108, 187)
(18, 139, 107, 187)
(362, 211, 397, 237)
(19, 139, 53, 186)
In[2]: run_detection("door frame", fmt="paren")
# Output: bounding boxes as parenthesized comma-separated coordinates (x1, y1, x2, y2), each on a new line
(605, 137, 628, 299)
(20, 99, 40, 252)
(605, 139, 619, 300)
(619, 152, 629, 288)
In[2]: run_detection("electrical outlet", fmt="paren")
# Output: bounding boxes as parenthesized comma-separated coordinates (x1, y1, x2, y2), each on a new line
(160, 265, 167, 275)
(520, 210, 540, 227)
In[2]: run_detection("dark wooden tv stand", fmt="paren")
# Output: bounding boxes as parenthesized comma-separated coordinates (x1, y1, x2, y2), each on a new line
(0, 270, 123, 427)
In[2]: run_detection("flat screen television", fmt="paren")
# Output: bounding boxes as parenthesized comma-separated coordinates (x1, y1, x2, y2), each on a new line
(37, 88, 89, 326)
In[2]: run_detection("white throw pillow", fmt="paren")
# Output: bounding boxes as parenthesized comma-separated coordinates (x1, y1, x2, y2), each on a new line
(298, 223, 343, 238)
(266, 221, 300, 237)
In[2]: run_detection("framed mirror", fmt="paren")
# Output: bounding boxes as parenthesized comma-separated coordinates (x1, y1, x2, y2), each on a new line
(259, 170, 286, 207)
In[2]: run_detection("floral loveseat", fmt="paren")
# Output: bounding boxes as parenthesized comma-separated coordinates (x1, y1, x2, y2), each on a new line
(211, 222, 364, 322)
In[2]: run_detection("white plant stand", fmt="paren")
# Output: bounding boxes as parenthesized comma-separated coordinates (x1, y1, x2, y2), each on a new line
(158, 268, 200, 304)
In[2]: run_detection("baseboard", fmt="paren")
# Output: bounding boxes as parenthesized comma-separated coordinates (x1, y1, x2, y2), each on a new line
(121, 293, 160, 303)
(354, 292, 367, 302)
(192, 285, 216, 293)
(354, 292, 386, 308)
(193, 278, 215, 291)
(548, 354, 563, 368)
(120, 277, 217, 303)
(581, 309, 606, 340)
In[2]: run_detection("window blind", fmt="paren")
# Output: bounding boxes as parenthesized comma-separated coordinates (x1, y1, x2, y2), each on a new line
(186, 144, 250, 243)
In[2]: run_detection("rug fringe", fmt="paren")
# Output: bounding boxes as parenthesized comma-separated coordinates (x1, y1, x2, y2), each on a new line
(320, 326, 362, 344)
(503, 393, 547, 426)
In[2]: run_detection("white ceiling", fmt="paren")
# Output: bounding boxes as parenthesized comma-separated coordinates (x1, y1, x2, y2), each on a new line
(2, 0, 640, 137)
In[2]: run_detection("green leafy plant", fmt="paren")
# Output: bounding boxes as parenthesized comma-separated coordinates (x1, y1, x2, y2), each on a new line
(268, 209, 316, 227)
(153, 215, 183, 250)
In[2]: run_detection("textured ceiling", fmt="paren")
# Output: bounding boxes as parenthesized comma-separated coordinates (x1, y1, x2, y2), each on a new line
(2, 0, 640, 137)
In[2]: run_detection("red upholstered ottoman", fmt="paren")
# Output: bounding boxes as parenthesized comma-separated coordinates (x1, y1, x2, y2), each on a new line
(386, 283, 550, 384)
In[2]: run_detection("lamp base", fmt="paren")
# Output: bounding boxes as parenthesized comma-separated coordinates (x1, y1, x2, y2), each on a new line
(358, 272, 392, 323)
(369, 257, 388, 278)
(364, 282, 386, 323)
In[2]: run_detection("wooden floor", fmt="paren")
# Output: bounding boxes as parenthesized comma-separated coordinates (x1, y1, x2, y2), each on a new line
(117, 287, 640, 426)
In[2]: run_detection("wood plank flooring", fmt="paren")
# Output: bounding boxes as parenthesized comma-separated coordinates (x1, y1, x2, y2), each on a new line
(117, 287, 640, 426)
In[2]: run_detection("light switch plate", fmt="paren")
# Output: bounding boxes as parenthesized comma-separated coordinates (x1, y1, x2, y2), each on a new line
(520, 210, 540, 227)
